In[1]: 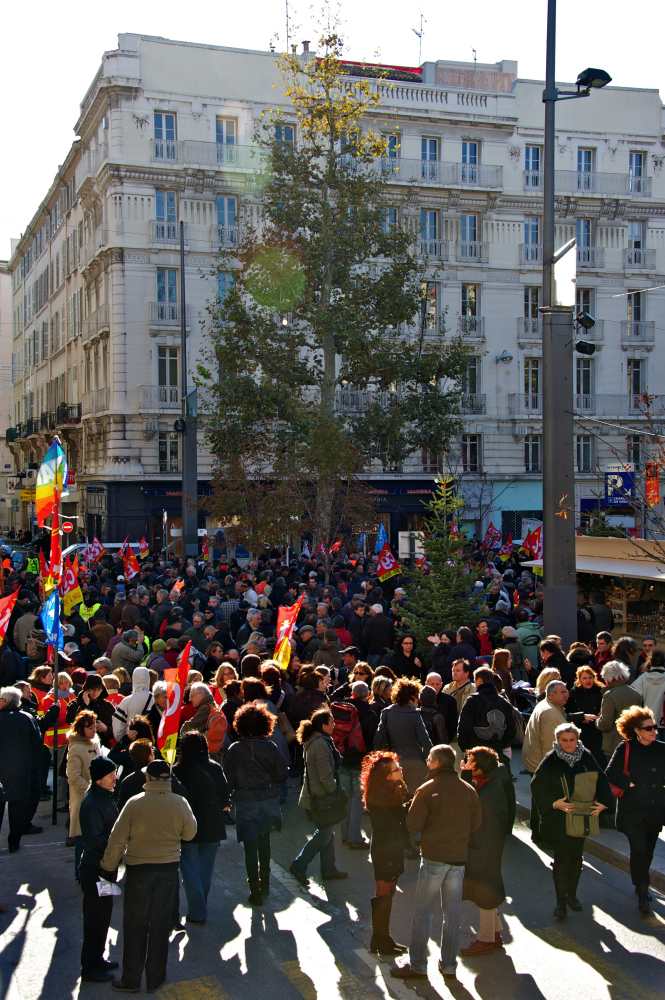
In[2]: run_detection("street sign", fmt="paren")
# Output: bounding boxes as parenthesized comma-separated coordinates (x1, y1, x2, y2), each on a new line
(605, 472, 635, 507)
(62, 521, 74, 533)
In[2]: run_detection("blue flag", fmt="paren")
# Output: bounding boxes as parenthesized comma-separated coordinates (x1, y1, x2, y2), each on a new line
(40, 590, 64, 651)
(375, 523, 388, 553)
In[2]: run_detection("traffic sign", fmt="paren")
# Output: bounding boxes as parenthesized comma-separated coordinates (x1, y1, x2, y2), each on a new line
(62, 521, 74, 533)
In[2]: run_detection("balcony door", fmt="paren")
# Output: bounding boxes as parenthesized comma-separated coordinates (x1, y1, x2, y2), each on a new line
(524, 357, 540, 409)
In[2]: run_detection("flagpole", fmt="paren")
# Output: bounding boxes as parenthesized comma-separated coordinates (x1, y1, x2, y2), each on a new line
(51, 506, 60, 826)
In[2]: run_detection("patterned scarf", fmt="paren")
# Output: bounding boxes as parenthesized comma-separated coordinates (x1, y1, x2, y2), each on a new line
(553, 739, 585, 767)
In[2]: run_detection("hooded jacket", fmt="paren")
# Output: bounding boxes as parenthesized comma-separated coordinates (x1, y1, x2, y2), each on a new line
(631, 668, 665, 726)
(111, 666, 155, 741)
(457, 683, 517, 753)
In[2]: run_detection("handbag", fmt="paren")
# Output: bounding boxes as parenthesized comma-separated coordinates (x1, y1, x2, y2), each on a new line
(609, 742, 630, 798)
(305, 749, 349, 827)
(561, 772, 599, 838)
(277, 711, 297, 745)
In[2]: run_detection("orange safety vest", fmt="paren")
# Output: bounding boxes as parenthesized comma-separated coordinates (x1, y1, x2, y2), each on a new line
(31, 687, 51, 716)
(41, 693, 75, 748)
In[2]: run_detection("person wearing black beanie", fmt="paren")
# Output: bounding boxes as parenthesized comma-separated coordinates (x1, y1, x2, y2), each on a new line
(79, 757, 119, 983)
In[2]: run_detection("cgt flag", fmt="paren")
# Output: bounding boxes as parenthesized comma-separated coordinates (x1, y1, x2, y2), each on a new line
(157, 641, 192, 763)
(138, 537, 149, 559)
(60, 555, 83, 616)
(274, 595, 305, 672)
(497, 532, 513, 562)
(377, 543, 401, 582)
(481, 522, 502, 550)
(89, 536, 107, 564)
(123, 546, 141, 581)
(0, 590, 18, 642)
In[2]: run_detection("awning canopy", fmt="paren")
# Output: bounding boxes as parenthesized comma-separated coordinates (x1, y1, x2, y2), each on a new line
(521, 535, 665, 583)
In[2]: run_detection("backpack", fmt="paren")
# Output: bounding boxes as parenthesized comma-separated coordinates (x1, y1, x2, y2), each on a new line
(331, 701, 366, 757)
(204, 705, 228, 754)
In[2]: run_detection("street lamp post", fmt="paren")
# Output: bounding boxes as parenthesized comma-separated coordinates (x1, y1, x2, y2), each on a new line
(180, 221, 199, 560)
(540, 0, 611, 645)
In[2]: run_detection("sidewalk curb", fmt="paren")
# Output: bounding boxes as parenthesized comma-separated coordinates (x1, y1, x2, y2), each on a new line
(515, 802, 665, 893)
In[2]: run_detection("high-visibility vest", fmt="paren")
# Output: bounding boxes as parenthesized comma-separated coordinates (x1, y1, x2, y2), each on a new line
(80, 603, 101, 623)
(27, 557, 39, 576)
(31, 687, 50, 716)
(41, 693, 75, 748)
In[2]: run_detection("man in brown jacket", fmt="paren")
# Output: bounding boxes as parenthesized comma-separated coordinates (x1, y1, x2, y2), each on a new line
(391, 744, 481, 982)
(101, 759, 197, 993)
(91, 609, 114, 655)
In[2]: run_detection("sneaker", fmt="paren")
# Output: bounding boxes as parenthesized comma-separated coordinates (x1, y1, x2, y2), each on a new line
(81, 971, 115, 983)
(111, 981, 140, 993)
(461, 940, 493, 957)
(289, 864, 310, 886)
(390, 966, 428, 980)
(321, 870, 348, 880)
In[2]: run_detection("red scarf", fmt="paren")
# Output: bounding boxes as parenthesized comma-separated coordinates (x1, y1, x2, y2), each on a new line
(472, 773, 492, 792)
(478, 634, 493, 656)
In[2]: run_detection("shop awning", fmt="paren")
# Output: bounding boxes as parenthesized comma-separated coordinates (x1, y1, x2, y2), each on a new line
(521, 535, 665, 582)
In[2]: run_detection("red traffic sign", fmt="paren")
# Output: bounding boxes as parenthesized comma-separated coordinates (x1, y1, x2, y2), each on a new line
(62, 521, 74, 533)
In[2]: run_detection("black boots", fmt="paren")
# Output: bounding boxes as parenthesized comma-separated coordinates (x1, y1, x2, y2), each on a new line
(566, 861, 583, 911)
(552, 863, 569, 918)
(636, 884, 651, 913)
(260, 868, 270, 896)
(247, 880, 263, 905)
(369, 895, 407, 955)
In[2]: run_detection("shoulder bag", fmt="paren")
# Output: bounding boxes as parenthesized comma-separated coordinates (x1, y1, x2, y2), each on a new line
(305, 747, 348, 828)
(609, 742, 630, 798)
(560, 771, 599, 838)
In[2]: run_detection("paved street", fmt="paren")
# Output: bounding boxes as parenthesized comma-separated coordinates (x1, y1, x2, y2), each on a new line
(1, 786, 665, 1000)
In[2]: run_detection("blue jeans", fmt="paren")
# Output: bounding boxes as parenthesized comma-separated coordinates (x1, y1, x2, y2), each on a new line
(292, 825, 336, 875)
(409, 858, 465, 975)
(339, 766, 363, 842)
(179, 841, 220, 922)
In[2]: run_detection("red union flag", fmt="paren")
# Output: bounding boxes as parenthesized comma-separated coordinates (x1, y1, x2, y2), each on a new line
(275, 595, 304, 671)
(118, 536, 130, 560)
(377, 543, 400, 582)
(201, 536, 209, 559)
(123, 546, 141, 581)
(157, 641, 192, 763)
(481, 522, 502, 550)
(0, 590, 18, 642)
(60, 554, 83, 615)
(89, 536, 107, 564)
(497, 532, 513, 562)
(138, 537, 149, 559)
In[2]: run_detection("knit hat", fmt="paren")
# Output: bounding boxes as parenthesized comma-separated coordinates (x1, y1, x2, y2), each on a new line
(94, 608, 106, 620)
(89, 756, 116, 783)
(502, 626, 517, 638)
(419, 685, 437, 708)
(152, 639, 167, 652)
(146, 759, 171, 778)
(82, 631, 97, 642)
(81, 673, 104, 692)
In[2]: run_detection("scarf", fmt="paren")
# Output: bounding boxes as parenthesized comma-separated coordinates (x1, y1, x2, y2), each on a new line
(553, 739, 585, 767)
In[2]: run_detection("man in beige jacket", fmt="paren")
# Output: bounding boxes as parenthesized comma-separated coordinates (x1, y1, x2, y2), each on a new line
(522, 680, 568, 844)
(101, 759, 197, 994)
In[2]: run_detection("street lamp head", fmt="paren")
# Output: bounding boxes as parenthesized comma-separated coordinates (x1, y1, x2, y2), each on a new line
(576, 68, 612, 91)
(575, 341, 596, 356)
(496, 350, 513, 365)
(576, 310, 596, 330)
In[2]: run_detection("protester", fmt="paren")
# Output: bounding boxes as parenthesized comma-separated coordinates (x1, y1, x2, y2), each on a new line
(360, 751, 410, 955)
(630, 650, 665, 738)
(0, 686, 43, 853)
(334, 680, 378, 849)
(374, 678, 432, 796)
(606, 706, 665, 912)
(596, 661, 642, 761)
(112, 666, 155, 741)
(566, 666, 605, 766)
(224, 703, 289, 902)
(457, 667, 516, 762)
(369, 676, 392, 718)
(442, 659, 475, 715)
(391, 744, 482, 981)
(388, 635, 423, 678)
(531, 722, 612, 917)
(66, 710, 102, 875)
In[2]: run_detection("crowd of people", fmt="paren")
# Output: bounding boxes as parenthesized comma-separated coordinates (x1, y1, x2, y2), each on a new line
(0, 540, 664, 988)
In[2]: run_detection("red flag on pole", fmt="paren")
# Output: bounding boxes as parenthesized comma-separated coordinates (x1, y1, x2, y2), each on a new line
(497, 532, 513, 562)
(123, 546, 141, 581)
(201, 536, 209, 559)
(89, 536, 107, 564)
(481, 522, 502, 550)
(377, 543, 400, 582)
(274, 595, 304, 671)
(138, 537, 149, 559)
(157, 641, 192, 764)
(118, 536, 129, 560)
(0, 590, 18, 642)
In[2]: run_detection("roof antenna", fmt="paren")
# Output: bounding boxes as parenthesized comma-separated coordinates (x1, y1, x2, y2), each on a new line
(470, 46, 477, 70)
(412, 11, 426, 66)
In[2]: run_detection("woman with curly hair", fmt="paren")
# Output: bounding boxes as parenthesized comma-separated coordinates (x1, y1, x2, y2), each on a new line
(606, 705, 665, 912)
(223, 702, 289, 905)
(360, 751, 410, 955)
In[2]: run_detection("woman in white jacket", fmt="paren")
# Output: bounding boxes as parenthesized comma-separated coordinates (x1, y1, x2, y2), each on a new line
(631, 650, 665, 735)
(111, 665, 154, 741)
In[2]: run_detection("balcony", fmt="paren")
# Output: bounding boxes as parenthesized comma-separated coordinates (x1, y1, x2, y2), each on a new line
(151, 140, 260, 171)
(139, 385, 183, 411)
(149, 302, 190, 329)
(335, 388, 402, 413)
(5, 427, 17, 444)
(518, 317, 542, 342)
(83, 227, 108, 267)
(523, 170, 652, 198)
(458, 316, 485, 337)
(151, 221, 188, 247)
(509, 393, 542, 416)
(211, 226, 239, 250)
(75, 144, 108, 194)
(519, 244, 543, 266)
(460, 393, 486, 414)
(25, 418, 38, 436)
(82, 303, 109, 343)
(15, 424, 27, 439)
(40, 412, 56, 431)
(82, 388, 110, 417)
(455, 241, 489, 263)
(577, 246, 604, 268)
(56, 403, 82, 425)
(624, 248, 656, 270)
(574, 395, 665, 417)
(621, 320, 655, 346)
(419, 239, 449, 260)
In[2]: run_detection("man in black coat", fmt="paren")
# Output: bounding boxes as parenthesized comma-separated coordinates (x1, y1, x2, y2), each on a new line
(0, 642, 25, 687)
(457, 666, 516, 763)
(0, 686, 43, 852)
(424, 672, 459, 742)
(298, 625, 322, 661)
(79, 757, 120, 983)
(362, 605, 395, 668)
(540, 641, 576, 688)
(439, 628, 477, 684)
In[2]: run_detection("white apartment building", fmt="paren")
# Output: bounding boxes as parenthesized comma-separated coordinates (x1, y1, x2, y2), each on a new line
(6, 33, 665, 546)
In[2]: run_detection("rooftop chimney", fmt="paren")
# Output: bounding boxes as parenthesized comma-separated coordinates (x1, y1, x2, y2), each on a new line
(302, 40, 310, 53)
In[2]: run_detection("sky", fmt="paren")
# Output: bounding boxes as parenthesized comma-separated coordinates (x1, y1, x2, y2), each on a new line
(2, 0, 664, 260)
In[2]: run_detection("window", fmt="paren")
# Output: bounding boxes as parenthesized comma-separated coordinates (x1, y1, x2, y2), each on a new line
(41, 321, 48, 362)
(627, 291, 643, 325)
(462, 434, 480, 472)
(463, 357, 479, 394)
(577, 287, 593, 316)
(525, 145, 541, 179)
(462, 284, 477, 317)
(420, 282, 438, 331)
(524, 435, 541, 472)
(421, 138, 438, 179)
(577, 148, 594, 184)
(154, 113, 176, 158)
(627, 221, 643, 250)
(382, 208, 397, 233)
(629, 152, 646, 194)
(461, 141, 478, 183)
(158, 346, 179, 387)
(218, 272, 234, 302)
(524, 217, 540, 260)
(421, 448, 439, 473)
(421, 210, 437, 249)
(576, 358, 594, 406)
(576, 434, 593, 473)
(157, 268, 178, 321)
(628, 358, 643, 397)
(159, 431, 179, 472)
(383, 133, 399, 158)
(627, 434, 643, 471)
(155, 190, 177, 240)
(461, 214, 478, 252)
(216, 118, 236, 145)
(216, 196, 237, 241)
(275, 124, 294, 146)
(577, 219, 592, 263)
(524, 358, 540, 408)
(524, 287, 540, 334)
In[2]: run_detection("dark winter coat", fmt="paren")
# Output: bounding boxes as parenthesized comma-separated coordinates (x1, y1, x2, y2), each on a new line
(293, 689, 327, 724)
(374, 703, 432, 762)
(223, 737, 289, 801)
(362, 613, 395, 655)
(436, 642, 477, 684)
(434, 690, 459, 742)
(312, 641, 343, 672)
(531, 747, 613, 842)
(66, 689, 116, 748)
(457, 683, 517, 753)
(462, 771, 509, 909)
(79, 783, 118, 867)
(0, 706, 43, 801)
(0, 647, 25, 687)
(606, 739, 665, 833)
(116, 768, 186, 811)
(173, 753, 231, 842)
(388, 648, 423, 679)
(347, 614, 366, 653)
(544, 649, 577, 689)
(366, 793, 411, 879)
(566, 684, 605, 764)
(299, 635, 322, 661)
(430, 641, 453, 681)
(418, 706, 449, 745)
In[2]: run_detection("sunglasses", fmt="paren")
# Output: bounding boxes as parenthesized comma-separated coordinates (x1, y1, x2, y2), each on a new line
(639, 724, 657, 732)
